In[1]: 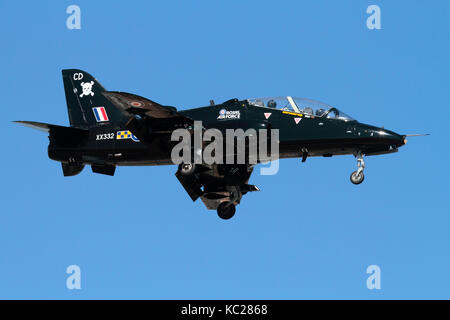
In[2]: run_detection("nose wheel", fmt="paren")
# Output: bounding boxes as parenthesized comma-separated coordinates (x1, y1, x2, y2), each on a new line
(350, 152, 365, 185)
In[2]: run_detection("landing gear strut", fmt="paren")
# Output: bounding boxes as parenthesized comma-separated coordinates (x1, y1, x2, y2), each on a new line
(217, 201, 236, 220)
(350, 152, 365, 185)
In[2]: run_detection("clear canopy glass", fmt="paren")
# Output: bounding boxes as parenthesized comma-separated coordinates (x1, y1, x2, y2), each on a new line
(247, 96, 354, 121)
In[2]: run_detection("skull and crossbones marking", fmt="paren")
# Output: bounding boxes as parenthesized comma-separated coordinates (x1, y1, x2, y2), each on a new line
(79, 81, 95, 98)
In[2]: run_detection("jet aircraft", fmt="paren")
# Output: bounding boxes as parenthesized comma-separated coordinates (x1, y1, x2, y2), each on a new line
(16, 69, 423, 219)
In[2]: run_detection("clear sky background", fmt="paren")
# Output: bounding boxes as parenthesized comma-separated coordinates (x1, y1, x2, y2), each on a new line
(0, 1, 449, 299)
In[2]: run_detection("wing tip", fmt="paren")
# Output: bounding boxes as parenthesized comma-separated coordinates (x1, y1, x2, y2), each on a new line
(13, 121, 50, 132)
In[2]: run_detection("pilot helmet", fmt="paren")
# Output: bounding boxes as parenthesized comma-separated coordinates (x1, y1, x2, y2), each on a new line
(316, 108, 325, 116)
(267, 99, 277, 108)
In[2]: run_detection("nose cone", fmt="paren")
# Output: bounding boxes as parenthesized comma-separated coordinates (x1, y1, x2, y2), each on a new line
(357, 124, 405, 146)
(377, 128, 406, 147)
(354, 123, 406, 155)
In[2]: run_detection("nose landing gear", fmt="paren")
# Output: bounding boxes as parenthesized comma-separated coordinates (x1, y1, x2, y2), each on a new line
(350, 152, 365, 185)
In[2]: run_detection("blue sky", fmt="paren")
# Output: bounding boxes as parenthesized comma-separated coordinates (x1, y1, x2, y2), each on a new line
(0, 1, 449, 299)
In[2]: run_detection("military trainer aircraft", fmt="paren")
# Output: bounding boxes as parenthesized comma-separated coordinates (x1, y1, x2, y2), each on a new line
(16, 69, 422, 219)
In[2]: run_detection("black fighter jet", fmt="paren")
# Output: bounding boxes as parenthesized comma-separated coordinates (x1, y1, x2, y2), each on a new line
(16, 69, 422, 219)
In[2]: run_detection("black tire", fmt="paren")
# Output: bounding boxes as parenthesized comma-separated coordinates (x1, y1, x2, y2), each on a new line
(178, 163, 196, 176)
(217, 202, 236, 220)
(350, 171, 365, 185)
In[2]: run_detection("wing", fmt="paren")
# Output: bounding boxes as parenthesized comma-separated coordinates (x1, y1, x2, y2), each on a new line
(175, 164, 260, 210)
(102, 91, 193, 143)
(102, 91, 182, 119)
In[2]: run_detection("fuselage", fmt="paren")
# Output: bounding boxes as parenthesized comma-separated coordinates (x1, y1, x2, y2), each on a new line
(19, 69, 412, 217)
(48, 98, 405, 166)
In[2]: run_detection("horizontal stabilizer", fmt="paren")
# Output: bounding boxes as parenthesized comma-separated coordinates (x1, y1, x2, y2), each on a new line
(14, 121, 88, 134)
(14, 121, 89, 146)
(14, 121, 55, 132)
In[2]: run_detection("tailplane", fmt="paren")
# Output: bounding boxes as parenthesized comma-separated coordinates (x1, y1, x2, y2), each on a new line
(14, 121, 88, 146)
(14, 121, 89, 177)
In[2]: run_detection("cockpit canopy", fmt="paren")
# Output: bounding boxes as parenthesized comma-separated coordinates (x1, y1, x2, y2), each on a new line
(247, 96, 355, 121)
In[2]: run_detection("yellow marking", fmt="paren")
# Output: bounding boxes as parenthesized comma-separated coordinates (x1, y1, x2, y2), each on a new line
(282, 111, 303, 117)
(117, 130, 132, 139)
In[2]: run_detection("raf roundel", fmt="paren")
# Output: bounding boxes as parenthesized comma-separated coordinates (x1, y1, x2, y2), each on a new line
(131, 101, 142, 107)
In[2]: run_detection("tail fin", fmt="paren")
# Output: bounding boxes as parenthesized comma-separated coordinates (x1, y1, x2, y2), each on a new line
(62, 69, 128, 128)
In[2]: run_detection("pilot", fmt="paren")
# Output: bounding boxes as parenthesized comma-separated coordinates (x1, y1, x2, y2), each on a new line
(316, 108, 325, 116)
(267, 99, 277, 108)
(304, 107, 314, 115)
